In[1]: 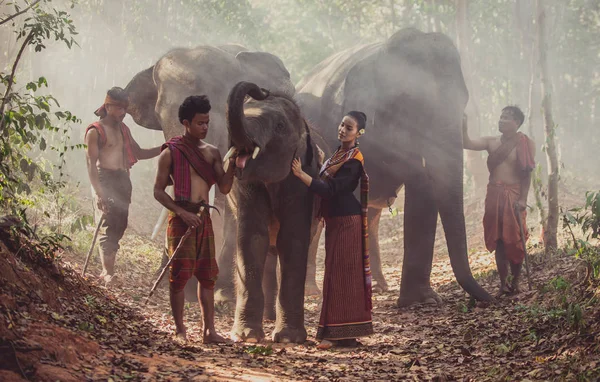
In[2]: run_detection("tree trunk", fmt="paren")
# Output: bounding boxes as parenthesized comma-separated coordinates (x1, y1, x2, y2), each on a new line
(455, 0, 487, 196)
(536, 0, 559, 253)
(517, 0, 547, 235)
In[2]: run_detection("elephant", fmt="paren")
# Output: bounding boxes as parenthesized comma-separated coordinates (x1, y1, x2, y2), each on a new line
(225, 81, 322, 343)
(124, 44, 295, 305)
(296, 28, 492, 306)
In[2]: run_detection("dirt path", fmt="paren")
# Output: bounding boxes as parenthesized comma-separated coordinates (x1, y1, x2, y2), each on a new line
(1, 190, 600, 380)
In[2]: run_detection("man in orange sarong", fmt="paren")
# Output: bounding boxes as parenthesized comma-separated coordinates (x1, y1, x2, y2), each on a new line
(463, 106, 536, 295)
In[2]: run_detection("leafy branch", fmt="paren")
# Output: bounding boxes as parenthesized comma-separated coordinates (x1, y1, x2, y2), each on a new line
(0, 0, 42, 26)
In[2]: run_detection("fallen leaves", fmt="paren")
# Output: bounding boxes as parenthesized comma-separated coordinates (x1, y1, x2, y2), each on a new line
(3, 208, 600, 381)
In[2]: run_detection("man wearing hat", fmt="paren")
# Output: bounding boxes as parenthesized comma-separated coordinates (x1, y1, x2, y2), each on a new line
(85, 87, 161, 285)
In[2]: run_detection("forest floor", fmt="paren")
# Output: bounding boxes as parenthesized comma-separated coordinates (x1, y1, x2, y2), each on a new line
(1, 180, 600, 381)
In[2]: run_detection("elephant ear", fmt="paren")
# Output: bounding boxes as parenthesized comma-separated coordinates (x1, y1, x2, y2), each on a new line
(124, 66, 162, 131)
(342, 54, 378, 130)
(236, 51, 291, 82)
(218, 43, 249, 56)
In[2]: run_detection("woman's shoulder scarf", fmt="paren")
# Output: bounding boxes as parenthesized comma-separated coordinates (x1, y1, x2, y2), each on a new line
(319, 146, 372, 310)
(85, 121, 138, 169)
(161, 136, 216, 202)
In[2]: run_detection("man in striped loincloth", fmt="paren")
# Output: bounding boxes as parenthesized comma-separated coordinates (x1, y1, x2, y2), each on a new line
(154, 95, 236, 343)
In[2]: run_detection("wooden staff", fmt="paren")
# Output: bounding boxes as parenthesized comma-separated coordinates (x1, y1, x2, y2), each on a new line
(515, 206, 533, 291)
(81, 215, 105, 277)
(144, 227, 193, 305)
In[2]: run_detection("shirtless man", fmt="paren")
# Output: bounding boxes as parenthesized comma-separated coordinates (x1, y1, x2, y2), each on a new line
(154, 95, 235, 343)
(462, 106, 536, 295)
(85, 87, 161, 285)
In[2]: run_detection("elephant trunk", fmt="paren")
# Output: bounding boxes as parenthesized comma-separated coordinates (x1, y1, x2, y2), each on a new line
(226, 81, 269, 148)
(437, 153, 493, 302)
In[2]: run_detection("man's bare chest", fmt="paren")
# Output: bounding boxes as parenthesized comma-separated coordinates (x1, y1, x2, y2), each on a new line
(102, 126, 124, 149)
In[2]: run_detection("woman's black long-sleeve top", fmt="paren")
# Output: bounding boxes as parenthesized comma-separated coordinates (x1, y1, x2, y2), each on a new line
(308, 159, 362, 217)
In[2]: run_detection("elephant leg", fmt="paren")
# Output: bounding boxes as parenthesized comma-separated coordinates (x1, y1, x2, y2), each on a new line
(272, 195, 311, 343)
(397, 181, 441, 307)
(231, 188, 270, 343)
(215, 199, 236, 304)
(305, 221, 323, 296)
(368, 208, 388, 293)
(262, 246, 278, 321)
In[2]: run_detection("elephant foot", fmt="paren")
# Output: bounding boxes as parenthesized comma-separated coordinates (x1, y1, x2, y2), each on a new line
(397, 287, 442, 308)
(372, 277, 389, 294)
(230, 324, 265, 343)
(272, 326, 307, 344)
(304, 282, 321, 296)
(214, 287, 235, 304)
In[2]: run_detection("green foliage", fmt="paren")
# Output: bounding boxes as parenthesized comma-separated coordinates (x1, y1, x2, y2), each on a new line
(244, 345, 273, 356)
(543, 276, 570, 292)
(515, 301, 585, 331)
(562, 191, 600, 283)
(1, 0, 80, 242)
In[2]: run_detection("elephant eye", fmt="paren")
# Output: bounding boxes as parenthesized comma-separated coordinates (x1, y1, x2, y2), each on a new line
(276, 121, 285, 130)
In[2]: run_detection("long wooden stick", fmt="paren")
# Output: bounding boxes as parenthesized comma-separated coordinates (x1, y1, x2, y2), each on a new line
(515, 207, 533, 291)
(144, 227, 193, 305)
(81, 215, 105, 277)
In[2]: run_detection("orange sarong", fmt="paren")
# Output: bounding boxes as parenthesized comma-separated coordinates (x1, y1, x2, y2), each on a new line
(483, 182, 528, 264)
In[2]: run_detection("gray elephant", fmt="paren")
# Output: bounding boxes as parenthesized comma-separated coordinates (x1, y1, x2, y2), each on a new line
(124, 45, 295, 304)
(296, 28, 492, 306)
(226, 81, 322, 343)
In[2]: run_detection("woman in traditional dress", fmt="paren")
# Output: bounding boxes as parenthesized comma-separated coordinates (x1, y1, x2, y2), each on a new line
(291, 111, 373, 350)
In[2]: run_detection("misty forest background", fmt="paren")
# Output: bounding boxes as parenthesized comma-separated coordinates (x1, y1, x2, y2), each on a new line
(2, 1, 600, 380)
(1, 0, 599, 242)
(0, 0, 598, 231)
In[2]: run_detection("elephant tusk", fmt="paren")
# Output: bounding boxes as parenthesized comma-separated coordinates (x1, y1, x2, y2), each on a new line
(252, 146, 261, 159)
(223, 147, 237, 163)
(223, 159, 230, 173)
(422, 156, 426, 168)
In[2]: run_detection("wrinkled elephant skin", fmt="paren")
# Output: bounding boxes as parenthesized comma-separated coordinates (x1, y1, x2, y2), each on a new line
(296, 28, 492, 306)
(124, 45, 295, 304)
(226, 81, 321, 343)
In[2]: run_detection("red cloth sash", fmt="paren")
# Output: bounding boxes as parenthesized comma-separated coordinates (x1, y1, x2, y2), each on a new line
(162, 136, 216, 202)
(487, 132, 535, 174)
(85, 122, 138, 169)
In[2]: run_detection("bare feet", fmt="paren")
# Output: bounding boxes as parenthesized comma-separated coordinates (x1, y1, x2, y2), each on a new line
(510, 280, 522, 294)
(174, 332, 187, 344)
(317, 340, 334, 350)
(496, 284, 512, 297)
(203, 330, 229, 344)
(103, 274, 117, 287)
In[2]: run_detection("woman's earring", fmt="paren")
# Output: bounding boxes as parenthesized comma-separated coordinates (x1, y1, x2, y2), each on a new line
(359, 129, 365, 136)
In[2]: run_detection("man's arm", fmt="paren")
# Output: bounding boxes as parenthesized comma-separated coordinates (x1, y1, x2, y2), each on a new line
(517, 138, 537, 210)
(462, 114, 491, 151)
(131, 136, 161, 160)
(153, 149, 202, 228)
(85, 129, 106, 211)
(212, 146, 236, 195)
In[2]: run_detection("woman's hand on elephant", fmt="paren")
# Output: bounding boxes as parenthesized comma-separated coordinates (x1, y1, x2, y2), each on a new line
(291, 158, 304, 177)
